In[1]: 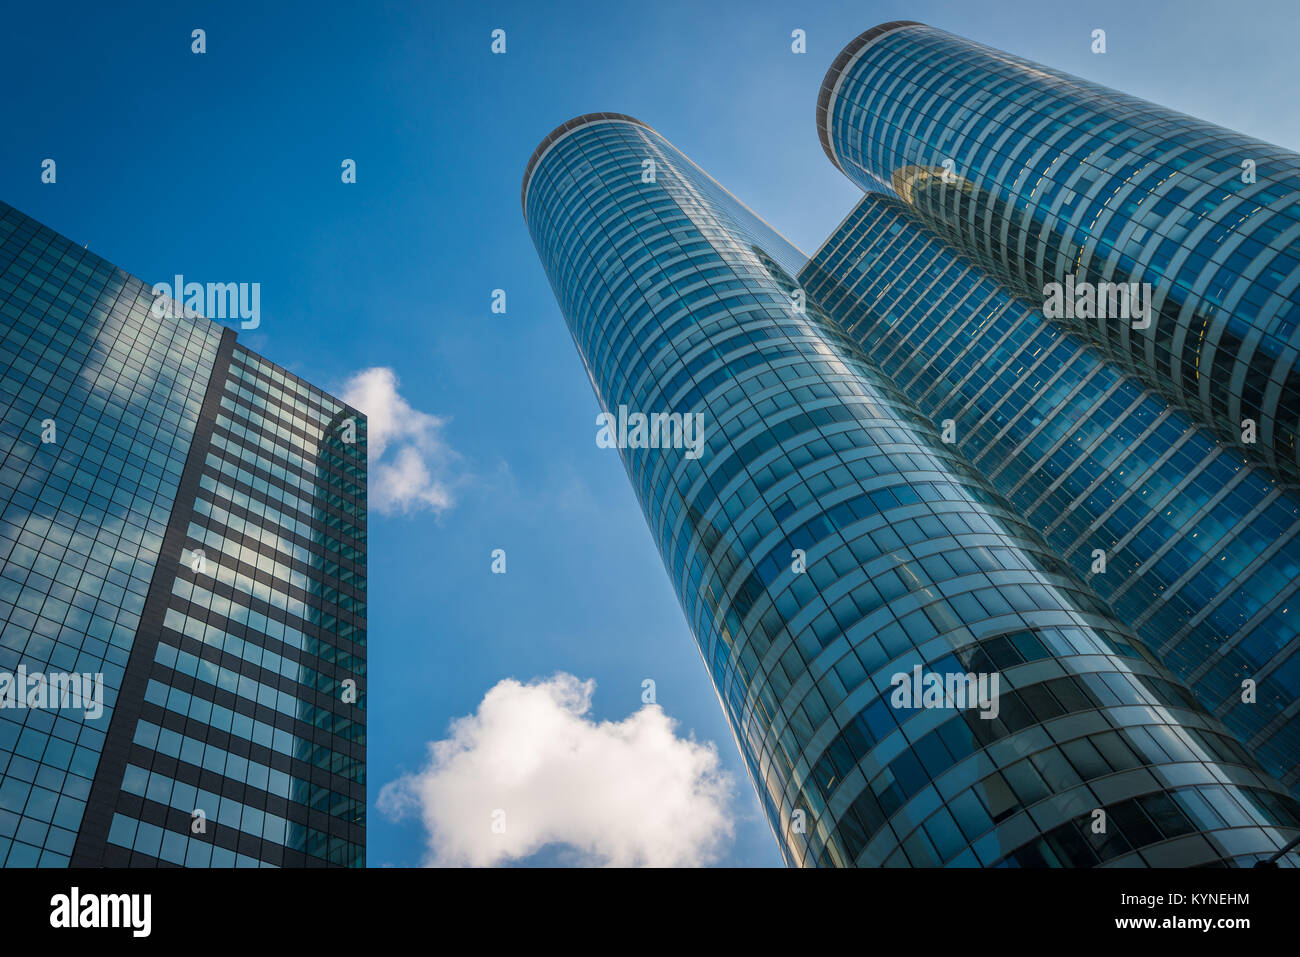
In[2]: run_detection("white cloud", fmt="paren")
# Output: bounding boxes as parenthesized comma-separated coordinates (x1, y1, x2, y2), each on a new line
(340, 367, 460, 515)
(378, 673, 736, 867)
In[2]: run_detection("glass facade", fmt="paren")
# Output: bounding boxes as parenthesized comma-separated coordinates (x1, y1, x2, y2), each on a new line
(0, 200, 366, 867)
(817, 21, 1300, 484)
(801, 195, 1300, 793)
(522, 116, 1300, 866)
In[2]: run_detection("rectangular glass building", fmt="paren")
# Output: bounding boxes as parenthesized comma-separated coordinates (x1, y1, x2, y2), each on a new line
(0, 199, 366, 867)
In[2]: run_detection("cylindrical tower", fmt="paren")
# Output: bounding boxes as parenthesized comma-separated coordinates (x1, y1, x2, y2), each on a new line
(801, 193, 1300, 791)
(818, 21, 1300, 484)
(523, 115, 1300, 866)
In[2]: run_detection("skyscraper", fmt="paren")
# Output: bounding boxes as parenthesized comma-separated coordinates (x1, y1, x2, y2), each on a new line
(522, 115, 1300, 866)
(0, 199, 366, 867)
(810, 21, 1300, 797)
(801, 194, 1300, 794)
(817, 21, 1300, 484)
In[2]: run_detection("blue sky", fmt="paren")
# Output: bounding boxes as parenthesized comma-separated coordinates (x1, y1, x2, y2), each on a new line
(2, 0, 1298, 867)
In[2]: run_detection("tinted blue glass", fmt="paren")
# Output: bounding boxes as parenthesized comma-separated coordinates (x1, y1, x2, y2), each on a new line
(524, 116, 1300, 867)
(0, 201, 366, 867)
(0, 201, 222, 865)
(819, 22, 1300, 484)
(802, 194, 1300, 792)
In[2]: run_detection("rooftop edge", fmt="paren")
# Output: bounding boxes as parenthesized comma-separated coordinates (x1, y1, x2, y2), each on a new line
(520, 113, 654, 220)
(815, 21, 925, 172)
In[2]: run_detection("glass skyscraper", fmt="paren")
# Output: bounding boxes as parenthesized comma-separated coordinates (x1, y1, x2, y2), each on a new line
(522, 115, 1300, 867)
(817, 21, 1300, 484)
(810, 21, 1300, 799)
(0, 199, 366, 867)
(801, 195, 1300, 794)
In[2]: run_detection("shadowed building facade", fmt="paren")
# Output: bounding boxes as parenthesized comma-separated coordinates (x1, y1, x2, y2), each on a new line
(0, 200, 366, 867)
(522, 116, 1300, 867)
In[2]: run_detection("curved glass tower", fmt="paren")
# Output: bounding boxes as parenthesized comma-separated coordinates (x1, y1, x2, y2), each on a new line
(817, 21, 1300, 484)
(523, 115, 1300, 866)
(802, 194, 1300, 792)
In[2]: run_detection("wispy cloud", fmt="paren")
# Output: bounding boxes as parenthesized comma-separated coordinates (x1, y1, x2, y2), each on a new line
(378, 673, 735, 867)
(340, 367, 461, 516)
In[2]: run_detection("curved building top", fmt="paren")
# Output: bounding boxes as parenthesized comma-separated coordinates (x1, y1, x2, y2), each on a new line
(812, 19, 1300, 486)
(815, 20, 923, 172)
(520, 112, 652, 219)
